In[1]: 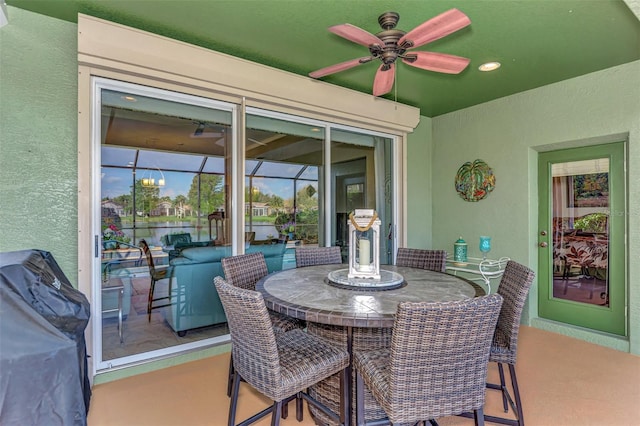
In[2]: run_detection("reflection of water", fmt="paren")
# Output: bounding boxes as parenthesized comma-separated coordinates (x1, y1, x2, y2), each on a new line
(119, 221, 279, 245)
(246, 224, 279, 240)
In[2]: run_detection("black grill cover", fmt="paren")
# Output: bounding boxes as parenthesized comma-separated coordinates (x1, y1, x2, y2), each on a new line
(0, 249, 91, 425)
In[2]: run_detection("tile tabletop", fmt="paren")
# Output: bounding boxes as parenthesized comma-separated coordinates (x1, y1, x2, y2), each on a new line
(256, 264, 485, 328)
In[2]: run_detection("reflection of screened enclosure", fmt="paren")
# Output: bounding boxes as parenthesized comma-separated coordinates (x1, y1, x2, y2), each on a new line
(101, 146, 319, 246)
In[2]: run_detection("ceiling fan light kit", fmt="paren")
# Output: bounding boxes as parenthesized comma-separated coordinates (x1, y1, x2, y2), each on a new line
(309, 9, 472, 97)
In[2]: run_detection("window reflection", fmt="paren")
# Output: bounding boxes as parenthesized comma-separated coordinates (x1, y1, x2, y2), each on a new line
(99, 88, 233, 365)
(551, 159, 610, 306)
(245, 113, 323, 248)
(97, 86, 398, 371)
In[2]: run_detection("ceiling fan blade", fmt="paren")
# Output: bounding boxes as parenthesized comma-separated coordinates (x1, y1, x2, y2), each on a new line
(372, 63, 395, 97)
(398, 8, 471, 49)
(329, 24, 383, 47)
(309, 56, 372, 78)
(190, 132, 223, 139)
(402, 51, 470, 74)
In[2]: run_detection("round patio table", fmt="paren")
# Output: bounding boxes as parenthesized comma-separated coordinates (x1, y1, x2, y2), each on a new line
(256, 264, 485, 426)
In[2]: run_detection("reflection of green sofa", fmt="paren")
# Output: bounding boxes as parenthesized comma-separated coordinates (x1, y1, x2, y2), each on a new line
(162, 232, 211, 261)
(164, 243, 287, 335)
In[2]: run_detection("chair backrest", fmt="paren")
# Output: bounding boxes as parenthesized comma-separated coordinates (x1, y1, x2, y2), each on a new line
(139, 239, 156, 273)
(221, 252, 268, 290)
(295, 246, 342, 267)
(387, 294, 503, 422)
(395, 248, 447, 272)
(493, 260, 536, 356)
(214, 276, 281, 393)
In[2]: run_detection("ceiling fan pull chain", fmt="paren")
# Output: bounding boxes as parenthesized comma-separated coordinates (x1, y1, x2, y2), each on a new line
(394, 66, 398, 106)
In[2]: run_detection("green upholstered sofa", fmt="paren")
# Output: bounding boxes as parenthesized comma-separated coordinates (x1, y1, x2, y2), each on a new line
(161, 232, 212, 261)
(164, 242, 287, 335)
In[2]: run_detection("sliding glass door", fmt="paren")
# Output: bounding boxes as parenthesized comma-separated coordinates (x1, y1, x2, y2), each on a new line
(96, 79, 235, 369)
(93, 78, 399, 372)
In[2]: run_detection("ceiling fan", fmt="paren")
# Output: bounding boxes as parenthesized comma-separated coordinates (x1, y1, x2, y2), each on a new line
(309, 9, 471, 97)
(190, 121, 224, 139)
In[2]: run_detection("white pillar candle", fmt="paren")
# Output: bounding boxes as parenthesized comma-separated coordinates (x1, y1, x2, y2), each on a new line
(359, 238, 370, 267)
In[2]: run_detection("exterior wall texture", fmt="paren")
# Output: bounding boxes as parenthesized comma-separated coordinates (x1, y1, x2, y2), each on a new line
(0, 7, 79, 282)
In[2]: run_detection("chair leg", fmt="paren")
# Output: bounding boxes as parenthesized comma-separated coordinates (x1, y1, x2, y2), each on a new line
(147, 278, 157, 322)
(271, 401, 282, 426)
(474, 407, 485, 426)
(356, 369, 365, 426)
(509, 364, 525, 426)
(227, 353, 234, 397)
(228, 371, 241, 426)
(296, 391, 304, 422)
(477, 363, 524, 426)
(498, 363, 508, 412)
(340, 367, 348, 426)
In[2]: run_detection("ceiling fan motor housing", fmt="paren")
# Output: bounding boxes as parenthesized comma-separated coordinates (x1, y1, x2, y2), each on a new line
(372, 12, 407, 66)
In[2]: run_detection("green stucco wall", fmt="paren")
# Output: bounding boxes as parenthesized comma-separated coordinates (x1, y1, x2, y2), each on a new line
(429, 61, 640, 354)
(406, 116, 432, 248)
(0, 7, 79, 283)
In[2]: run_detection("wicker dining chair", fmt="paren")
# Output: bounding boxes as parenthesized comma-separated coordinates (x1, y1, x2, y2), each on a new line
(354, 294, 504, 426)
(221, 252, 304, 333)
(484, 260, 536, 426)
(214, 276, 349, 426)
(221, 252, 304, 397)
(395, 247, 447, 272)
(139, 239, 173, 322)
(295, 246, 343, 267)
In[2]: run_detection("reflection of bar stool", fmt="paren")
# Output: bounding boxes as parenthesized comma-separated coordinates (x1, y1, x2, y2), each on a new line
(140, 239, 173, 322)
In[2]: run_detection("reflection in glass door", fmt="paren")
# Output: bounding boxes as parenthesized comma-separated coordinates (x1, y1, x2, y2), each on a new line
(551, 160, 610, 306)
(244, 112, 323, 263)
(94, 82, 400, 372)
(538, 142, 626, 336)
(96, 80, 234, 369)
(331, 128, 394, 265)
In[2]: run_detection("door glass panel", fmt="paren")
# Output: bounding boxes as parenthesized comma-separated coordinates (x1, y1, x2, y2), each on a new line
(331, 128, 394, 265)
(551, 159, 610, 306)
(245, 114, 323, 266)
(99, 86, 233, 366)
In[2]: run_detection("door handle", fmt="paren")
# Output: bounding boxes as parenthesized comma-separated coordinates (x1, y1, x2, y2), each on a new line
(539, 242, 548, 248)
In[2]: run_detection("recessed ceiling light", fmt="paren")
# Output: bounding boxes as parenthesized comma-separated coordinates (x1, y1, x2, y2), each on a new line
(121, 95, 137, 102)
(310, 127, 321, 132)
(479, 62, 501, 72)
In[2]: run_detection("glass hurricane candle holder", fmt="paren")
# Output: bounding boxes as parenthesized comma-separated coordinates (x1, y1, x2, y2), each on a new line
(479, 236, 492, 260)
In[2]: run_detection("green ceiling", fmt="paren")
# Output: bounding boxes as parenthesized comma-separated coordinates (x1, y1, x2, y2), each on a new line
(6, 0, 640, 117)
